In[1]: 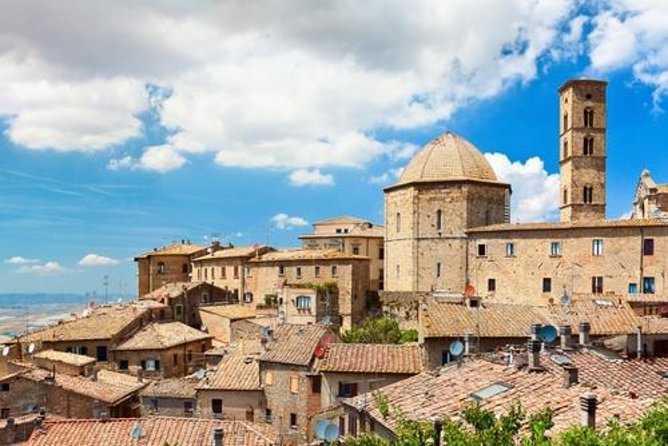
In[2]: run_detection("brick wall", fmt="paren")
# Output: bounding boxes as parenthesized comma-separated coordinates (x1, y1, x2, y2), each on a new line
(112, 339, 212, 379)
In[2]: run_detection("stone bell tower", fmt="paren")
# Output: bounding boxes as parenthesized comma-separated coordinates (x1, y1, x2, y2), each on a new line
(559, 79, 607, 222)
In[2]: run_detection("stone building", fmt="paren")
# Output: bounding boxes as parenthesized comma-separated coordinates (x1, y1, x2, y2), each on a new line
(632, 169, 668, 219)
(300, 216, 385, 291)
(112, 322, 213, 379)
(384, 78, 668, 305)
(248, 249, 370, 330)
(259, 324, 335, 445)
(191, 245, 274, 303)
(134, 240, 207, 296)
(139, 376, 198, 417)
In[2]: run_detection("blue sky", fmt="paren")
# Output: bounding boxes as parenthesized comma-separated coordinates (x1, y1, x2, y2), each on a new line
(1, 1, 668, 294)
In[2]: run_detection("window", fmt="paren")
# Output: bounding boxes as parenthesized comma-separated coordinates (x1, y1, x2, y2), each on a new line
(69, 346, 87, 356)
(187, 350, 193, 362)
(592, 239, 603, 256)
(563, 113, 568, 131)
(118, 360, 129, 370)
(175, 305, 183, 316)
(442, 350, 453, 365)
(550, 241, 562, 256)
(379, 247, 385, 260)
(183, 401, 194, 415)
(233, 265, 239, 279)
(1, 383, 9, 392)
(278, 265, 285, 276)
(629, 283, 638, 294)
(583, 136, 594, 155)
(477, 244, 487, 256)
(336, 228, 342, 234)
(563, 139, 568, 158)
(211, 399, 223, 414)
(339, 416, 345, 436)
(584, 108, 594, 128)
(338, 382, 358, 397)
(290, 375, 299, 393)
(436, 262, 441, 278)
(591, 276, 604, 294)
(265, 371, 273, 386)
(142, 359, 160, 371)
(352, 247, 360, 255)
(487, 278, 496, 292)
(348, 414, 358, 436)
(204, 268, 208, 280)
(296, 295, 311, 309)
(583, 186, 594, 204)
(0, 409, 9, 420)
(542, 278, 552, 293)
(311, 376, 321, 393)
(211, 267, 215, 279)
(505, 242, 515, 257)
(644, 239, 655, 256)
(396, 213, 401, 233)
(173, 353, 178, 365)
(470, 382, 514, 402)
(436, 209, 443, 231)
(563, 188, 568, 205)
(156, 262, 166, 274)
(315, 266, 321, 277)
(396, 264, 400, 278)
(245, 266, 251, 277)
(296, 267, 302, 278)
(265, 408, 273, 423)
(221, 266, 226, 278)
(290, 413, 298, 429)
(643, 277, 656, 294)
(331, 265, 338, 277)
(197, 269, 201, 280)
(96, 346, 108, 362)
(182, 263, 188, 274)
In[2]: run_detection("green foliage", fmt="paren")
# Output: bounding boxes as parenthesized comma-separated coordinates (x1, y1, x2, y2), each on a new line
(373, 391, 391, 420)
(301, 280, 338, 293)
(263, 293, 277, 306)
(342, 317, 416, 344)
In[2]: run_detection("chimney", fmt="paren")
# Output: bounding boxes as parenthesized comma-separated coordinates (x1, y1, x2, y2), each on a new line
(5, 418, 15, 444)
(91, 369, 99, 381)
(527, 339, 542, 371)
(563, 366, 578, 388)
(463, 333, 475, 355)
(212, 427, 224, 446)
(559, 325, 573, 350)
(636, 325, 643, 359)
(579, 322, 591, 346)
(580, 393, 597, 429)
(433, 419, 443, 446)
(530, 323, 542, 341)
(137, 369, 144, 383)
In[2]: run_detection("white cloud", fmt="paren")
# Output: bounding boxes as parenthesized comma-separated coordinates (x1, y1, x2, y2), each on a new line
(13, 261, 68, 275)
(107, 156, 135, 171)
(271, 213, 309, 230)
(4, 256, 40, 265)
(485, 152, 560, 223)
(78, 254, 120, 267)
(288, 169, 334, 187)
(369, 167, 404, 185)
(0, 1, 579, 168)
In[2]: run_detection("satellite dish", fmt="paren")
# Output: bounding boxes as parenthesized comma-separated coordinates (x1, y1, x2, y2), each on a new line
(314, 420, 339, 443)
(320, 316, 332, 325)
(540, 325, 558, 343)
(27, 343, 35, 354)
(449, 340, 464, 357)
(1, 347, 9, 357)
(560, 290, 572, 306)
(195, 369, 206, 380)
(260, 326, 271, 337)
(130, 425, 142, 440)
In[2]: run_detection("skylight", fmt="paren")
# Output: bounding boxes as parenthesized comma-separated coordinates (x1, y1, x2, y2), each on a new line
(469, 382, 513, 401)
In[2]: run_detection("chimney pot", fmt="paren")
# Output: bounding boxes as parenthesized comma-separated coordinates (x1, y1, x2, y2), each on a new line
(527, 339, 542, 370)
(213, 427, 224, 446)
(560, 325, 573, 350)
(580, 393, 597, 429)
(530, 323, 542, 340)
(563, 365, 578, 388)
(6, 417, 14, 427)
(579, 322, 591, 346)
(463, 333, 475, 355)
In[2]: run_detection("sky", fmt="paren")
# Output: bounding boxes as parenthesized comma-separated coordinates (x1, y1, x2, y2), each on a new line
(1, 0, 668, 294)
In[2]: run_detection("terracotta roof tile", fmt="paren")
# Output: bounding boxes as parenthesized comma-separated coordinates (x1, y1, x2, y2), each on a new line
(251, 249, 369, 262)
(639, 316, 668, 334)
(319, 344, 423, 374)
(27, 417, 277, 445)
(141, 281, 207, 301)
(467, 218, 668, 233)
(193, 246, 272, 261)
(33, 350, 96, 367)
(197, 354, 260, 391)
(200, 305, 257, 320)
(259, 324, 332, 366)
(135, 242, 205, 258)
(114, 322, 212, 351)
(22, 305, 149, 343)
(140, 377, 199, 399)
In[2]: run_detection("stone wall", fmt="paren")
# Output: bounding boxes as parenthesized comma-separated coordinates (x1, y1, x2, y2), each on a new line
(196, 389, 264, 421)
(112, 339, 211, 379)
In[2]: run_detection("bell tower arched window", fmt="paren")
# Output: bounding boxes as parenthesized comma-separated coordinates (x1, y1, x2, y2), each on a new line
(436, 210, 442, 231)
(583, 136, 594, 156)
(584, 108, 594, 128)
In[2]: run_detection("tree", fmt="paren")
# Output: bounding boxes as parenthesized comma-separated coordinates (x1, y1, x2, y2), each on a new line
(342, 317, 417, 344)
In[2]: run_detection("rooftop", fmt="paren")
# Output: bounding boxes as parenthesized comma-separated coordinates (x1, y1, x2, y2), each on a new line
(467, 217, 668, 233)
(192, 245, 272, 261)
(259, 324, 332, 366)
(313, 216, 373, 226)
(346, 356, 654, 436)
(27, 417, 277, 446)
(22, 305, 149, 343)
(200, 305, 257, 320)
(319, 343, 423, 374)
(114, 322, 212, 351)
(140, 376, 199, 400)
(389, 132, 503, 190)
(33, 350, 96, 367)
(197, 354, 260, 391)
(251, 249, 369, 262)
(141, 281, 207, 301)
(135, 241, 205, 259)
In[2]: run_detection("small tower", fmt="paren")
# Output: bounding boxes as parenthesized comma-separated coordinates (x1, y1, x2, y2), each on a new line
(558, 79, 607, 222)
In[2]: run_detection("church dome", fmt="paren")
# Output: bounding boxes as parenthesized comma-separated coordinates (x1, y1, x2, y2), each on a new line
(394, 131, 499, 187)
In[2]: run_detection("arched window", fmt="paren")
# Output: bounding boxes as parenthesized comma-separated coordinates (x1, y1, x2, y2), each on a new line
(583, 186, 594, 204)
(583, 136, 594, 156)
(156, 262, 166, 274)
(563, 113, 568, 132)
(584, 108, 594, 128)
(436, 210, 442, 231)
(295, 295, 311, 309)
(563, 139, 568, 159)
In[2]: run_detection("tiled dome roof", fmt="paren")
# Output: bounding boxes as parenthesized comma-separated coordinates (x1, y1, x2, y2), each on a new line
(395, 132, 498, 186)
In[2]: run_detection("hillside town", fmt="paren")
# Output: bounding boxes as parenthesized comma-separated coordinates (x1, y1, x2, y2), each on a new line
(2, 79, 668, 445)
